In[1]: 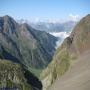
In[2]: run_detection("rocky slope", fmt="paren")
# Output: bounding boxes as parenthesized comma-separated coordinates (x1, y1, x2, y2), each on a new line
(0, 15, 57, 76)
(40, 14, 90, 90)
(49, 50, 90, 90)
(0, 59, 42, 90)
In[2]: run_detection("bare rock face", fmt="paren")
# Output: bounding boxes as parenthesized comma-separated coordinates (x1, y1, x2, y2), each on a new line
(41, 14, 90, 90)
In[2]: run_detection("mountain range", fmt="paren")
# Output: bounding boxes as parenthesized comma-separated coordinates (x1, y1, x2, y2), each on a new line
(0, 15, 58, 90)
(18, 19, 77, 49)
(0, 14, 90, 90)
(0, 15, 57, 70)
(18, 20, 76, 33)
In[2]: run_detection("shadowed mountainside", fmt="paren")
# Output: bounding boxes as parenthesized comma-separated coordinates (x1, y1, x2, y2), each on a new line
(0, 15, 57, 77)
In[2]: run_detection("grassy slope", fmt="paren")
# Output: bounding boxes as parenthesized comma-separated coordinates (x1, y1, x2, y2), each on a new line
(40, 44, 74, 90)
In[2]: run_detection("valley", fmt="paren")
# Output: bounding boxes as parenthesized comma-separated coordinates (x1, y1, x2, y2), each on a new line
(0, 0, 90, 90)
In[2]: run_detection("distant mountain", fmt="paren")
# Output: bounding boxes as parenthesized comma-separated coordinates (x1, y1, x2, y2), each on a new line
(0, 15, 57, 74)
(18, 19, 76, 32)
(29, 21, 76, 33)
(41, 14, 90, 90)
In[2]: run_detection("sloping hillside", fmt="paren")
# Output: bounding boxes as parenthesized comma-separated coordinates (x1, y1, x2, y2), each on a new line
(41, 14, 90, 90)
(49, 51, 90, 90)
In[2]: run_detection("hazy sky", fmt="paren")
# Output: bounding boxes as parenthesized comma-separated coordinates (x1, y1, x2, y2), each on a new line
(0, 0, 90, 22)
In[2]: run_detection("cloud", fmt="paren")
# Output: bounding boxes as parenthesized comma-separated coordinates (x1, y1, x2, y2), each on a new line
(69, 14, 80, 21)
(49, 32, 70, 48)
(49, 32, 70, 39)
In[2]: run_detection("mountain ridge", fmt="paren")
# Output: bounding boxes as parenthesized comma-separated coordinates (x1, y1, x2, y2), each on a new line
(40, 14, 90, 90)
(0, 15, 57, 75)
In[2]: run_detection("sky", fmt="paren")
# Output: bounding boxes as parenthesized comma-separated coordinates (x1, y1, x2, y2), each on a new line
(0, 0, 90, 22)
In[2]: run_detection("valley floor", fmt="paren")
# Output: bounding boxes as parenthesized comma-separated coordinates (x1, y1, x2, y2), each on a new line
(49, 50, 90, 90)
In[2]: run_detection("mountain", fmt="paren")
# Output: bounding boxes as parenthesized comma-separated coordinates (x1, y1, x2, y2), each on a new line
(0, 59, 42, 90)
(18, 19, 77, 49)
(0, 15, 57, 76)
(30, 21, 76, 33)
(40, 14, 90, 90)
(30, 21, 76, 48)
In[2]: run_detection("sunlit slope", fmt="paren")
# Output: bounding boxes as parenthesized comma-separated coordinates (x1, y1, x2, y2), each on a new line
(41, 14, 90, 90)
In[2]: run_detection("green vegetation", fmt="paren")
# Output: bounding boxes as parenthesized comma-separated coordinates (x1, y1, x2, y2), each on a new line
(40, 48, 72, 90)
(29, 67, 42, 78)
(0, 53, 3, 59)
(0, 59, 33, 90)
(56, 51, 70, 76)
(6, 80, 14, 88)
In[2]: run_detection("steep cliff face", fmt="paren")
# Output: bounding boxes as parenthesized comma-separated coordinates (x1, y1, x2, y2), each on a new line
(0, 15, 57, 74)
(41, 14, 90, 90)
(0, 59, 42, 90)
